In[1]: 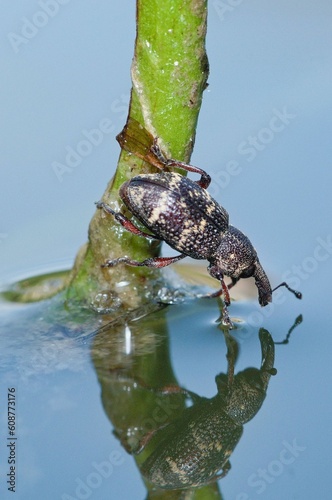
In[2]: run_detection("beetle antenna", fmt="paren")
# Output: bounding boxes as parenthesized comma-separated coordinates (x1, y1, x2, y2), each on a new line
(274, 314, 303, 345)
(272, 282, 302, 299)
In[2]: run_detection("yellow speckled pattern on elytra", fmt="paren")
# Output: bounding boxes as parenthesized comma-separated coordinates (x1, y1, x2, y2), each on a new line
(122, 172, 229, 259)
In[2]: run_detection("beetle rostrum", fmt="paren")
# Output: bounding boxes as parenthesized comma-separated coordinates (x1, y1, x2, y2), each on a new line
(96, 133, 301, 326)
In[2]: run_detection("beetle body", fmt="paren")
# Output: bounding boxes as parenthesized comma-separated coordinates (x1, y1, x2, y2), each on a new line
(96, 131, 301, 325)
(120, 172, 228, 260)
(140, 394, 242, 489)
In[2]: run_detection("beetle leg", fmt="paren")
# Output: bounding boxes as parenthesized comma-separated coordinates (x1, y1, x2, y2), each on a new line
(227, 277, 239, 290)
(200, 280, 231, 304)
(166, 159, 211, 189)
(224, 331, 238, 389)
(150, 139, 211, 189)
(101, 254, 186, 269)
(96, 201, 160, 240)
(156, 384, 203, 404)
(150, 139, 169, 165)
(198, 278, 233, 327)
(219, 303, 232, 328)
(134, 424, 170, 455)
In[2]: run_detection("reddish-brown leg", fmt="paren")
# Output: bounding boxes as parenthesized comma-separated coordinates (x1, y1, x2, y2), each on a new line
(96, 201, 160, 239)
(206, 280, 231, 305)
(199, 279, 233, 328)
(150, 140, 211, 189)
(101, 254, 186, 269)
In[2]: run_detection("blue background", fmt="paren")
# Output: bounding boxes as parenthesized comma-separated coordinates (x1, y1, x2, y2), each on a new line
(1, 1, 332, 499)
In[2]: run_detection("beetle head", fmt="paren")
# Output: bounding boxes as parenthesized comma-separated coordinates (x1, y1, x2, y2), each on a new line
(217, 368, 268, 424)
(209, 225, 272, 306)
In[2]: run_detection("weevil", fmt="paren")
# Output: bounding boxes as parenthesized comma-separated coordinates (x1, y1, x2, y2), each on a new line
(134, 329, 276, 489)
(96, 120, 301, 326)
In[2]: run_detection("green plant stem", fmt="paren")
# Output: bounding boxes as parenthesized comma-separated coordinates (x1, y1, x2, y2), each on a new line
(66, 0, 209, 309)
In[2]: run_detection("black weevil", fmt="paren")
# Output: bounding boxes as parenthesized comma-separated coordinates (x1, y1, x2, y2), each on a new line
(96, 120, 301, 326)
(134, 329, 276, 489)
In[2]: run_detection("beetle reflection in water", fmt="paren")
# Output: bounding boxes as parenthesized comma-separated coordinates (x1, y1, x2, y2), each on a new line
(131, 329, 276, 490)
(92, 307, 302, 494)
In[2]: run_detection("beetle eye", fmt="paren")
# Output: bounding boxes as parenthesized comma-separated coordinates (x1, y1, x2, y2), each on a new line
(208, 264, 222, 280)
